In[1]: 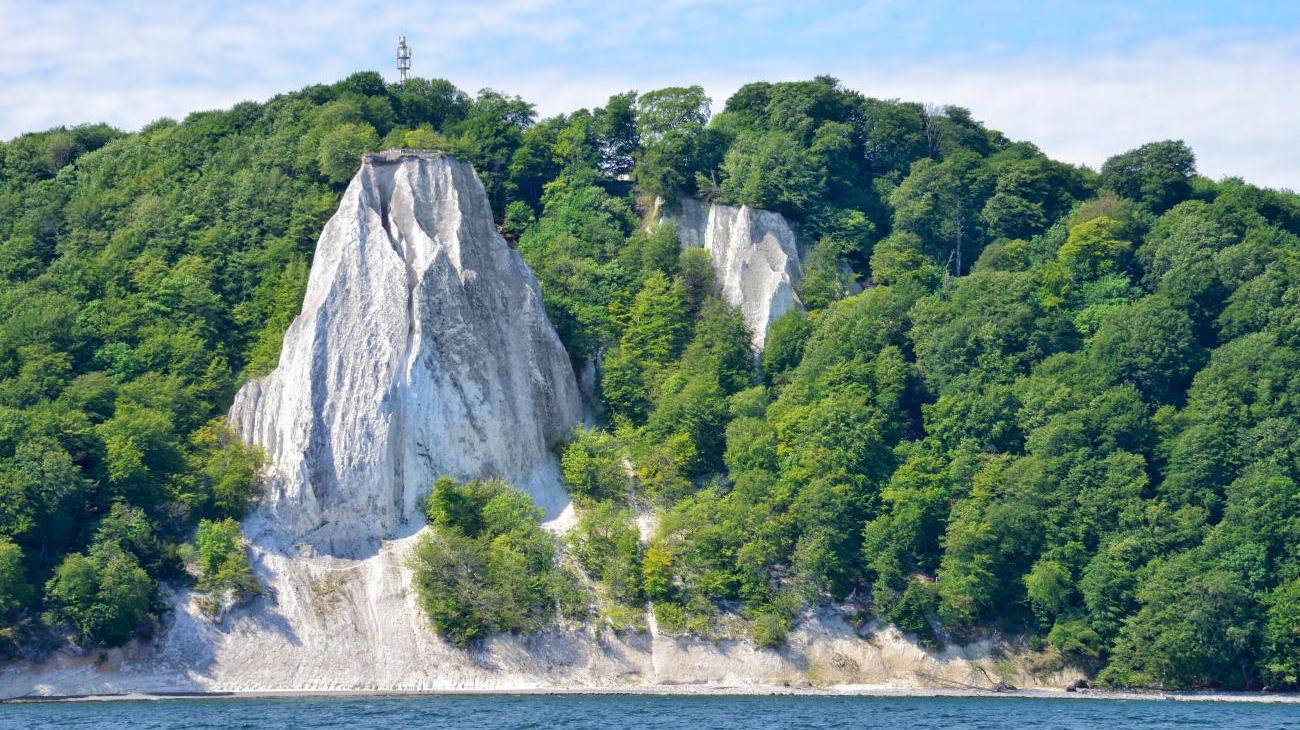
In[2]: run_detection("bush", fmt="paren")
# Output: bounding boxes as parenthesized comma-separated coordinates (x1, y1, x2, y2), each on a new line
(0, 538, 31, 624)
(45, 548, 154, 646)
(889, 578, 941, 649)
(642, 546, 673, 601)
(752, 610, 789, 648)
(318, 122, 380, 183)
(409, 477, 578, 646)
(560, 429, 632, 504)
(1047, 617, 1103, 667)
(652, 598, 712, 636)
(568, 502, 643, 608)
(193, 518, 258, 609)
(634, 435, 696, 505)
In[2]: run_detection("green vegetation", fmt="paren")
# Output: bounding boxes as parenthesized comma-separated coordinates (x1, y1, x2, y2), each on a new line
(560, 428, 632, 505)
(523, 77, 1300, 690)
(2, 71, 1298, 689)
(42, 504, 160, 646)
(192, 517, 258, 613)
(408, 477, 582, 646)
(567, 501, 644, 629)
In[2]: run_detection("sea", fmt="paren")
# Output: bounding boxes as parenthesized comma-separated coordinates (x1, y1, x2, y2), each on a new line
(1, 693, 1296, 729)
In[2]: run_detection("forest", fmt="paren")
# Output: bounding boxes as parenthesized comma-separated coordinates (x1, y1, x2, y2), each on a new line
(0, 72, 1297, 690)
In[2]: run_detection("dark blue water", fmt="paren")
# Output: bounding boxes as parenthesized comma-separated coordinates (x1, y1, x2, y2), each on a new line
(1, 694, 1296, 730)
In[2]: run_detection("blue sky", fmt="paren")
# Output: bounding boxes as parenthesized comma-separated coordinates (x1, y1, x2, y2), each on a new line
(2, 1, 1298, 188)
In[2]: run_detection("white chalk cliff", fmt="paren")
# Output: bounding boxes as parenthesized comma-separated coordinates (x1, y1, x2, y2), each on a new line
(229, 150, 581, 553)
(669, 198, 803, 351)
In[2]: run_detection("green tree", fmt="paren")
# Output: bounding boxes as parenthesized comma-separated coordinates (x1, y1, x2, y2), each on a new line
(642, 546, 673, 601)
(568, 502, 642, 608)
(1101, 558, 1257, 689)
(45, 548, 154, 647)
(798, 240, 856, 310)
(1262, 579, 1300, 687)
(600, 346, 650, 424)
(393, 77, 470, 129)
(890, 152, 994, 276)
(407, 528, 493, 645)
(561, 428, 632, 504)
(594, 91, 640, 176)
(1024, 559, 1073, 626)
(637, 86, 711, 144)
(645, 371, 730, 476)
(910, 270, 1072, 393)
(634, 86, 724, 199)
(516, 166, 637, 363)
(677, 297, 754, 395)
(318, 122, 380, 184)
(193, 518, 257, 601)
(409, 477, 576, 645)
(1089, 296, 1201, 404)
(720, 131, 827, 219)
(1058, 216, 1132, 282)
(762, 310, 812, 381)
(0, 538, 31, 624)
(1100, 140, 1195, 212)
(620, 271, 690, 368)
(177, 418, 264, 519)
(869, 232, 941, 289)
(677, 248, 715, 317)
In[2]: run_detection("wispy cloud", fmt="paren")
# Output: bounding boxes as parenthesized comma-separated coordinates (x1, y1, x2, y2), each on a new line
(845, 39, 1300, 191)
(0, 0, 1296, 190)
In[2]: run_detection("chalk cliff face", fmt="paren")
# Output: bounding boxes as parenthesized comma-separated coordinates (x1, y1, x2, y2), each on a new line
(230, 151, 581, 554)
(670, 198, 803, 351)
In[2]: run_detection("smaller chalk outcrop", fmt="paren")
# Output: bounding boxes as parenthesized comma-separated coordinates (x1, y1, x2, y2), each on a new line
(669, 198, 803, 351)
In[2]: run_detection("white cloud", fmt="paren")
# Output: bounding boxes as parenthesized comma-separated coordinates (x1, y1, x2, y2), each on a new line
(1, 1, 1296, 190)
(849, 41, 1300, 191)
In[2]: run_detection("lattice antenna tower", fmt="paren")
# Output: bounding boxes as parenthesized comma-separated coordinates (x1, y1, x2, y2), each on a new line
(397, 36, 412, 83)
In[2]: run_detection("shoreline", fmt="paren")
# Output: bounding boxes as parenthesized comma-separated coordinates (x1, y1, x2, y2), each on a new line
(5, 685, 1298, 705)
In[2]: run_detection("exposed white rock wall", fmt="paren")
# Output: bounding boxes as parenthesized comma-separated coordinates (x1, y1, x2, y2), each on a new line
(229, 151, 581, 554)
(669, 198, 803, 351)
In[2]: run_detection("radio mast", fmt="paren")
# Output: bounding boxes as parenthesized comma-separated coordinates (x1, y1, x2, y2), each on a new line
(397, 36, 412, 83)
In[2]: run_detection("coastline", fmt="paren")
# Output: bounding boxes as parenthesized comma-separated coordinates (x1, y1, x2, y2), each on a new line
(5, 685, 1298, 705)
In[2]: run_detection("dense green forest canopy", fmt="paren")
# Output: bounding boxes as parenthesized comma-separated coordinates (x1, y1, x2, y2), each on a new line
(1, 72, 1298, 690)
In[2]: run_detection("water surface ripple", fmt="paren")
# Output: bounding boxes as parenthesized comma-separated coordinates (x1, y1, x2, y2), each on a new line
(2, 694, 1295, 730)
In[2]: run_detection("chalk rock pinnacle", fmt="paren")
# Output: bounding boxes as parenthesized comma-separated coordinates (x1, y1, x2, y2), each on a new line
(229, 150, 581, 553)
(671, 198, 803, 351)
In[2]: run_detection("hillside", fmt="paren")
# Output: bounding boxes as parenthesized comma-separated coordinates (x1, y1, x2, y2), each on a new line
(0, 72, 1298, 691)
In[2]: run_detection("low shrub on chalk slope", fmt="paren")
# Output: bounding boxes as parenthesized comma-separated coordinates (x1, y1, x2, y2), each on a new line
(408, 477, 584, 646)
(191, 517, 258, 615)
